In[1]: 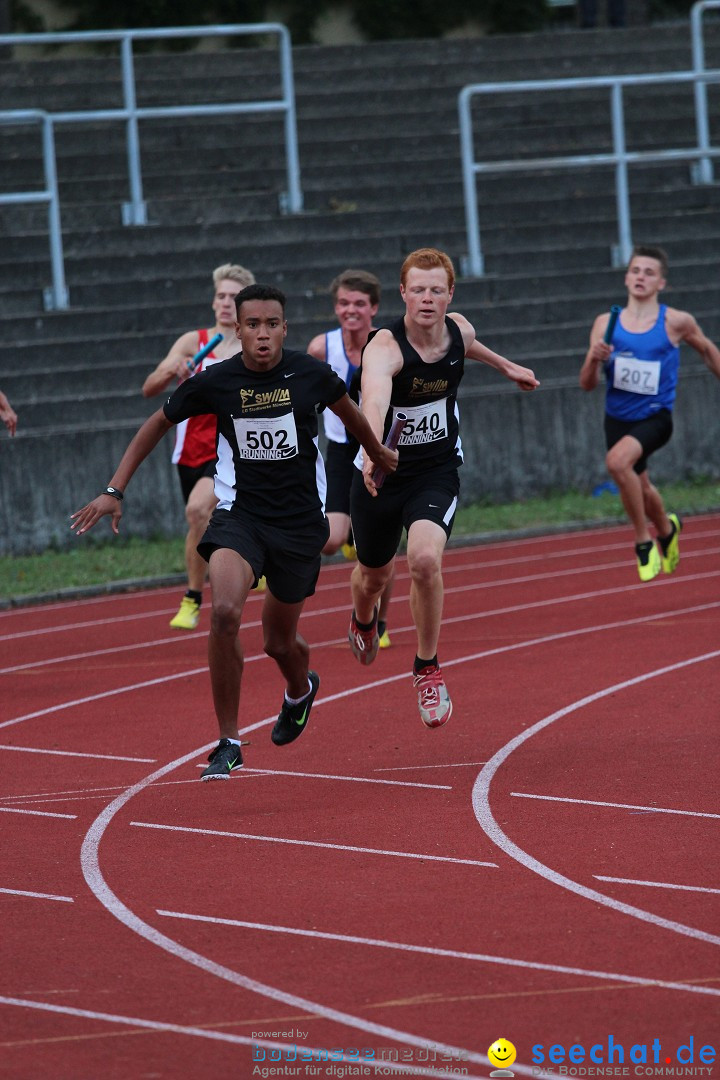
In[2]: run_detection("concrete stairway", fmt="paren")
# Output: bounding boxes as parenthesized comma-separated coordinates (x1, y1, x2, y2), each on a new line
(1, 20, 720, 553)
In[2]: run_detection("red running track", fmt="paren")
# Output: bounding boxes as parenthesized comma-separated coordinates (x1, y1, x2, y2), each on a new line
(1, 516, 719, 1080)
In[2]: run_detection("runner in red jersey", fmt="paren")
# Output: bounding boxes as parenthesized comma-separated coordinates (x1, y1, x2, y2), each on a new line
(142, 263, 255, 629)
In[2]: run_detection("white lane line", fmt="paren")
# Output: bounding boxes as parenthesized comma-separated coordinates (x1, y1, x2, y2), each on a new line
(0, 997, 487, 1080)
(374, 761, 487, 772)
(5, 554, 719, 670)
(80, 575, 720, 1080)
(4, 565, 719, 682)
(5, 595, 719, 745)
(130, 821, 497, 868)
(473, 647, 720, 948)
(240, 767, 451, 790)
(595, 876, 720, 895)
(448, 535, 720, 571)
(510, 792, 720, 821)
(0, 583, 183, 619)
(0, 744, 156, 763)
(0, 633, 205, 675)
(0, 666, 206, 731)
(0, 607, 183, 642)
(0, 807, 76, 819)
(155, 909, 720, 998)
(81, 747, 516, 1074)
(0, 887, 73, 902)
(0, 775, 267, 808)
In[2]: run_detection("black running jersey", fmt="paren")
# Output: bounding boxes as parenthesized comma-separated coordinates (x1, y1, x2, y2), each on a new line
(365, 315, 465, 482)
(163, 349, 347, 521)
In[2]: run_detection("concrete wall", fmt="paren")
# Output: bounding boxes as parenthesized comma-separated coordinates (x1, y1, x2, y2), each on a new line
(2, 369, 718, 557)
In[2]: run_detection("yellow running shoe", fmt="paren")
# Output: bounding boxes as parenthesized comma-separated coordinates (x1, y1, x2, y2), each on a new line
(635, 541, 661, 582)
(169, 595, 201, 630)
(253, 575, 267, 592)
(340, 542, 356, 561)
(659, 513, 682, 574)
(377, 621, 391, 649)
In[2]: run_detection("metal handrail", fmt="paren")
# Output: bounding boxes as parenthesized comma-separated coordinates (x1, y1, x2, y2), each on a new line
(459, 68, 720, 277)
(0, 23, 302, 226)
(0, 110, 68, 310)
(691, 0, 720, 183)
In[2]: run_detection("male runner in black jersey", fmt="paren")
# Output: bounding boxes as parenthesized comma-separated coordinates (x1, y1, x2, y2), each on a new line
(348, 248, 538, 729)
(71, 284, 397, 781)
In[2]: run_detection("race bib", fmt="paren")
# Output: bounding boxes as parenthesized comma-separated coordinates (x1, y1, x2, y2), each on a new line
(233, 412, 298, 460)
(612, 352, 660, 396)
(395, 399, 448, 445)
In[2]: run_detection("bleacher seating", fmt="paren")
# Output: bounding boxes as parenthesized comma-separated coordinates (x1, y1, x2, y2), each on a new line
(1, 20, 720, 553)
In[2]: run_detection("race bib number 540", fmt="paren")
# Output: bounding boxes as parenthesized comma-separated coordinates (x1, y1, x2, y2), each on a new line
(233, 412, 298, 459)
(395, 400, 448, 445)
(612, 352, 661, 396)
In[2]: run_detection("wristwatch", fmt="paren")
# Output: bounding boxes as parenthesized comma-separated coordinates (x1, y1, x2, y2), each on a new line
(102, 486, 124, 501)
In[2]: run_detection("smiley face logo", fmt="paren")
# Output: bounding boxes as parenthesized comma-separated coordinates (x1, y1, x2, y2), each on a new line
(488, 1039, 517, 1073)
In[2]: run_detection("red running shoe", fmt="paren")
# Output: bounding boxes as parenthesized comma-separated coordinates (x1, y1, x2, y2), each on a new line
(413, 664, 452, 728)
(348, 607, 379, 665)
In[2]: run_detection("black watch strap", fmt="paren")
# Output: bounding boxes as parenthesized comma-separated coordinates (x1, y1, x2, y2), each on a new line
(102, 486, 124, 501)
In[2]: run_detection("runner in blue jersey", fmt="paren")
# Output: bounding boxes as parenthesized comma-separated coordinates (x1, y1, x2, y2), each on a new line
(71, 285, 398, 780)
(347, 248, 538, 729)
(580, 245, 720, 581)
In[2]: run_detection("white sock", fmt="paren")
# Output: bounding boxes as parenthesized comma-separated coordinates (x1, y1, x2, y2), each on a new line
(284, 678, 312, 706)
(226, 737, 241, 746)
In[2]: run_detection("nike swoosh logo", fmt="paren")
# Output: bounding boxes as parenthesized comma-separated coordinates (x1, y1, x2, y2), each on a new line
(284, 373, 295, 378)
(295, 706, 309, 726)
(226, 756, 239, 770)
(429, 503, 439, 508)
(450, 358, 461, 365)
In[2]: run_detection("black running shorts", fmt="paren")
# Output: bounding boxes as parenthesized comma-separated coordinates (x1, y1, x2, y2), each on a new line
(349, 467, 460, 568)
(604, 408, 673, 475)
(197, 509, 329, 604)
(324, 438, 358, 516)
(177, 459, 216, 504)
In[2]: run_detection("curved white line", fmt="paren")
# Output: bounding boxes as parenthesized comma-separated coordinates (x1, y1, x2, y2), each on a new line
(80, 745, 498, 1073)
(81, 648, 720, 1069)
(156, 908, 720, 998)
(5, 593, 719, 729)
(472, 648, 720, 947)
(0, 996, 485, 1078)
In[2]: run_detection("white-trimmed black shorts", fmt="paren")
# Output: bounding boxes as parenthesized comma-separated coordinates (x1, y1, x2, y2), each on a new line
(324, 438, 358, 516)
(198, 508, 329, 604)
(350, 467, 460, 568)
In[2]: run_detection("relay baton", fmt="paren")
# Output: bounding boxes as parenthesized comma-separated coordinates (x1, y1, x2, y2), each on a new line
(371, 412, 407, 490)
(603, 306, 622, 345)
(187, 332, 223, 373)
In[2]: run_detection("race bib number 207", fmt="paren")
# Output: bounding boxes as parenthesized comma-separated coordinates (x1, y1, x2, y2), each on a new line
(612, 352, 661, 396)
(233, 412, 299, 460)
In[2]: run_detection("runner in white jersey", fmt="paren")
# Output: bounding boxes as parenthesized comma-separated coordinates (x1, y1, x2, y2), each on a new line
(71, 285, 398, 781)
(307, 269, 395, 648)
(348, 248, 538, 729)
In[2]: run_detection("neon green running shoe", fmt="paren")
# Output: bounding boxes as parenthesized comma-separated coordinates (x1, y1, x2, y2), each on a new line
(635, 540, 661, 582)
(659, 513, 682, 574)
(169, 595, 201, 630)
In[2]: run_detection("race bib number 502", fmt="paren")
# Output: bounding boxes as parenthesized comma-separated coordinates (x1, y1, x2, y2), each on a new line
(233, 412, 299, 459)
(612, 352, 661, 396)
